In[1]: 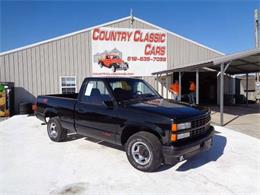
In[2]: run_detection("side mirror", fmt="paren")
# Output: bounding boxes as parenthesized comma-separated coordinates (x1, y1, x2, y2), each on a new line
(103, 100, 114, 109)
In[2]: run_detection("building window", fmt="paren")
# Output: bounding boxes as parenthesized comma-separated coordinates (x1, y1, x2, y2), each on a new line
(60, 76, 77, 94)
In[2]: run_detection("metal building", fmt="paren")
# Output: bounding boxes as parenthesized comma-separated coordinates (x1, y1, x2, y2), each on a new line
(0, 16, 223, 112)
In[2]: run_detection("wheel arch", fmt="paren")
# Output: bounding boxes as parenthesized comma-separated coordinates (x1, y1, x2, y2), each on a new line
(120, 124, 163, 146)
(109, 63, 116, 68)
(44, 108, 58, 122)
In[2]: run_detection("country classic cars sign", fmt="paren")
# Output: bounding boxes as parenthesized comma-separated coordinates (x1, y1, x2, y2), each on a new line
(91, 27, 167, 76)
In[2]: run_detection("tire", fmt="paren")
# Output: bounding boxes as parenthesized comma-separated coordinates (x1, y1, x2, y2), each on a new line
(111, 64, 116, 72)
(99, 62, 103, 68)
(124, 63, 129, 71)
(47, 117, 67, 142)
(125, 131, 162, 172)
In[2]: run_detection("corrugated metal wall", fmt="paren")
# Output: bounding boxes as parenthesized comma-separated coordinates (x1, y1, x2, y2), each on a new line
(0, 32, 92, 111)
(0, 32, 91, 96)
(0, 17, 222, 112)
(167, 33, 221, 69)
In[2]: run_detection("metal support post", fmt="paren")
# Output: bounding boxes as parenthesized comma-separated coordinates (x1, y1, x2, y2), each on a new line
(160, 74, 163, 97)
(246, 73, 249, 106)
(224, 61, 232, 72)
(220, 63, 224, 126)
(196, 68, 199, 104)
(166, 73, 169, 99)
(156, 74, 159, 92)
(178, 72, 182, 101)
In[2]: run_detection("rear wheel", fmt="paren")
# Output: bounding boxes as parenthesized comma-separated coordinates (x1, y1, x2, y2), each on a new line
(125, 131, 162, 172)
(47, 117, 67, 142)
(111, 64, 116, 72)
(124, 62, 129, 71)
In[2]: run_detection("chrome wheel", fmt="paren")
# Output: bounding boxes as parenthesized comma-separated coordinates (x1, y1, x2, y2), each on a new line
(131, 141, 151, 165)
(112, 65, 116, 73)
(49, 122, 58, 138)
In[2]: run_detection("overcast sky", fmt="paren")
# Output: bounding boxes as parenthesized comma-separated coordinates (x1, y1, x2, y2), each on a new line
(1, 0, 259, 54)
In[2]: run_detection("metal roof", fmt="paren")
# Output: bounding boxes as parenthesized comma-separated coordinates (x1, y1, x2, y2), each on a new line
(152, 48, 260, 75)
(0, 16, 224, 56)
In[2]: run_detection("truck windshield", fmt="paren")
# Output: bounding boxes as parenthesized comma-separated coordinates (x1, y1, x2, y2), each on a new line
(108, 79, 161, 102)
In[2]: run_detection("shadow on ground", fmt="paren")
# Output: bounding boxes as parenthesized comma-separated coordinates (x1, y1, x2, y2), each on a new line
(210, 104, 260, 116)
(59, 130, 227, 172)
(176, 134, 227, 171)
(64, 133, 84, 142)
(84, 137, 125, 151)
(158, 134, 226, 172)
(206, 104, 260, 126)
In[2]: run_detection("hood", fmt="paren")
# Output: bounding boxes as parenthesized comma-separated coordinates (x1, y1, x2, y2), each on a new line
(128, 98, 208, 120)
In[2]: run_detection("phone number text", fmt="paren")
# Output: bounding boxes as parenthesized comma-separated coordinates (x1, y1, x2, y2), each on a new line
(127, 56, 166, 62)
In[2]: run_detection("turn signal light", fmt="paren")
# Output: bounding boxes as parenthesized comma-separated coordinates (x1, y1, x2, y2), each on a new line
(171, 134, 177, 142)
(171, 124, 177, 132)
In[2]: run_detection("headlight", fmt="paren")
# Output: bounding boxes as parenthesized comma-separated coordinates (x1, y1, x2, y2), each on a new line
(177, 132, 191, 139)
(172, 122, 191, 131)
(171, 122, 192, 142)
(177, 122, 191, 130)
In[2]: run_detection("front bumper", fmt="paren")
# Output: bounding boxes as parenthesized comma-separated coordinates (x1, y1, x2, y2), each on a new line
(162, 126, 214, 165)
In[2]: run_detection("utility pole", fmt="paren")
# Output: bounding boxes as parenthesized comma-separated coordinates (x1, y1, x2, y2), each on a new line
(130, 9, 134, 25)
(255, 9, 259, 49)
(255, 9, 259, 81)
(255, 9, 260, 104)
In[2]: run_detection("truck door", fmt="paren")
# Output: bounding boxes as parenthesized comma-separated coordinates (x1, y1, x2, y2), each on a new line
(74, 80, 119, 142)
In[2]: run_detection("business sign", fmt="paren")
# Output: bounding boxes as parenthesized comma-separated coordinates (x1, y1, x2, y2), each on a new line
(91, 27, 167, 76)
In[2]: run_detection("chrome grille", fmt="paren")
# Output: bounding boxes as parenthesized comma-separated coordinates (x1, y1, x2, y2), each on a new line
(190, 114, 211, 138)
(190, 127, 209, 137)
(191, 114, 211, 128)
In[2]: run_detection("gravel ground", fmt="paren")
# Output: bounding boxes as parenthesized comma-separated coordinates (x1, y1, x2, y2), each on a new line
(0, 115, 259, 195)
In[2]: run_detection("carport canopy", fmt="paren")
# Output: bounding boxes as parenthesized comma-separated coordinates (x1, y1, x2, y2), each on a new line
(152, 48, 260, 126)
(153, 48, 260, 75)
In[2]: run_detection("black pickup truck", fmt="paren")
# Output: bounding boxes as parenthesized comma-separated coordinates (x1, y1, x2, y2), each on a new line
(36, 77, 213, 172)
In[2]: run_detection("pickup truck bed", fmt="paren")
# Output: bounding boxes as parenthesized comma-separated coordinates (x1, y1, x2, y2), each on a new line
(36, 77, 213, 172)
(37, 93, 78, 131)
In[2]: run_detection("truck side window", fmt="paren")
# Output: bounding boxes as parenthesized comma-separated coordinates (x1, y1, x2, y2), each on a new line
(81, 80, 112, 105)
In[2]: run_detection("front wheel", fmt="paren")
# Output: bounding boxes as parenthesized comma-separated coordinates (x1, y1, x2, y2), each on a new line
(98, 62, 103, 68)
(125, 131, 162, 172)
(47, 117, 67, 142)
(111, 64, 116, 73)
